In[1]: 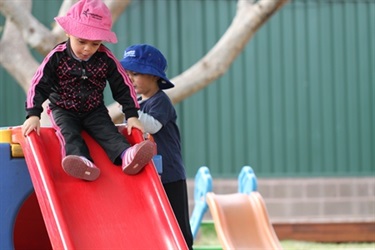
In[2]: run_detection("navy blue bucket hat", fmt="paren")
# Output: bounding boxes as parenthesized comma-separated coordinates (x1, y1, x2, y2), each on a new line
(120, 44, 174, 89)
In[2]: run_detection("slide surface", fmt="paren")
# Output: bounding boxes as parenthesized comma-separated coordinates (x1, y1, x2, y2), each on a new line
(206, 192, 282, 250)
(12, 127, 187, 249)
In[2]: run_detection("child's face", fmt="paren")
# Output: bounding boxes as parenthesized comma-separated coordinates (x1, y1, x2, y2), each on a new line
(126, 71, 159, 97)
(68, 35, 102, 61)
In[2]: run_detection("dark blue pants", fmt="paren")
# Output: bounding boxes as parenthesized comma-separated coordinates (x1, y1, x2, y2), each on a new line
(163, 180, 194, 249)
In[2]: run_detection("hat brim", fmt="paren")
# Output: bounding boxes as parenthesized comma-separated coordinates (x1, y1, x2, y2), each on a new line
(120, 60, 174, 89)
(55, 16, 117, 43)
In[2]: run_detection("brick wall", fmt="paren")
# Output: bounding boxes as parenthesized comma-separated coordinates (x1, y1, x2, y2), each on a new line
(187, 177, 375, 223)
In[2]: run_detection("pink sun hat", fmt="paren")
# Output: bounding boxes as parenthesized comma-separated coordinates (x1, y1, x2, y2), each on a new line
(55, 0, 117, 43)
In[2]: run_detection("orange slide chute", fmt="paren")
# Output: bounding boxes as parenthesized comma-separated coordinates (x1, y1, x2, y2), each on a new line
(11, 127, 187, 249)
(206, 192, 282, 250)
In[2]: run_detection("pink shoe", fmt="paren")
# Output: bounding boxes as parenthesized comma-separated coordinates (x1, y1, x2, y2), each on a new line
(122, 140, 156, 175)
(62, 155, 100, 181)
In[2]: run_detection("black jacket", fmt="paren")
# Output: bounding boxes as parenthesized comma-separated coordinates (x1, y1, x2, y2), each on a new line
(25, 40, 139, 119)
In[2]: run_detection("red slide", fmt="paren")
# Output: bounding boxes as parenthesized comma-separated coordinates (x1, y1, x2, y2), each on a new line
(12, 126, 187, 249)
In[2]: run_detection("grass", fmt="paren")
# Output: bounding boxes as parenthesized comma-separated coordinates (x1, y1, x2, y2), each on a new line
(193, 222, 375, 250)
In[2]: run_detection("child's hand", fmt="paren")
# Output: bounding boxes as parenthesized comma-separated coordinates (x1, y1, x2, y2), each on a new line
(22, 116, 40, 136)
(126, 117, 145, 135)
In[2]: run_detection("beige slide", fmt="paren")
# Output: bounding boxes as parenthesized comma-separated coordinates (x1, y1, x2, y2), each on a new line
(206, 191, 283, 250)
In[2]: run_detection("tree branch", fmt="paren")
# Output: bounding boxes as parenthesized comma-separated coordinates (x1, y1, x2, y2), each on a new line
(165, 0, 289, 104)
(0, 21, 39, 93)
(0, 0, 61, 55)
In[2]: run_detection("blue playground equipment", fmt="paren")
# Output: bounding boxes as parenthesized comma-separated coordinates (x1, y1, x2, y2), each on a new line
(190, 165, 258, 239)
(0, 140, 51, 249)
(189, 166, 213, 239)
(238, 165, 258, 194)
(0, 143, 33, 249)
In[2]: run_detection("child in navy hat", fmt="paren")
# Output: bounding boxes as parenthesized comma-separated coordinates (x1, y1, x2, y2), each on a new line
(120, 44, 193, 249)
(22, 0, 156, 181)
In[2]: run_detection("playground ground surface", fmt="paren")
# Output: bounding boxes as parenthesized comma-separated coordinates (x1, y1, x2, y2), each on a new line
(193, 221, 375, 250)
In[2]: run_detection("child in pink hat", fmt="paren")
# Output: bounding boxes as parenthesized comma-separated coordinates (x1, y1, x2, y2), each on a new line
(22, 0, 156, 181)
